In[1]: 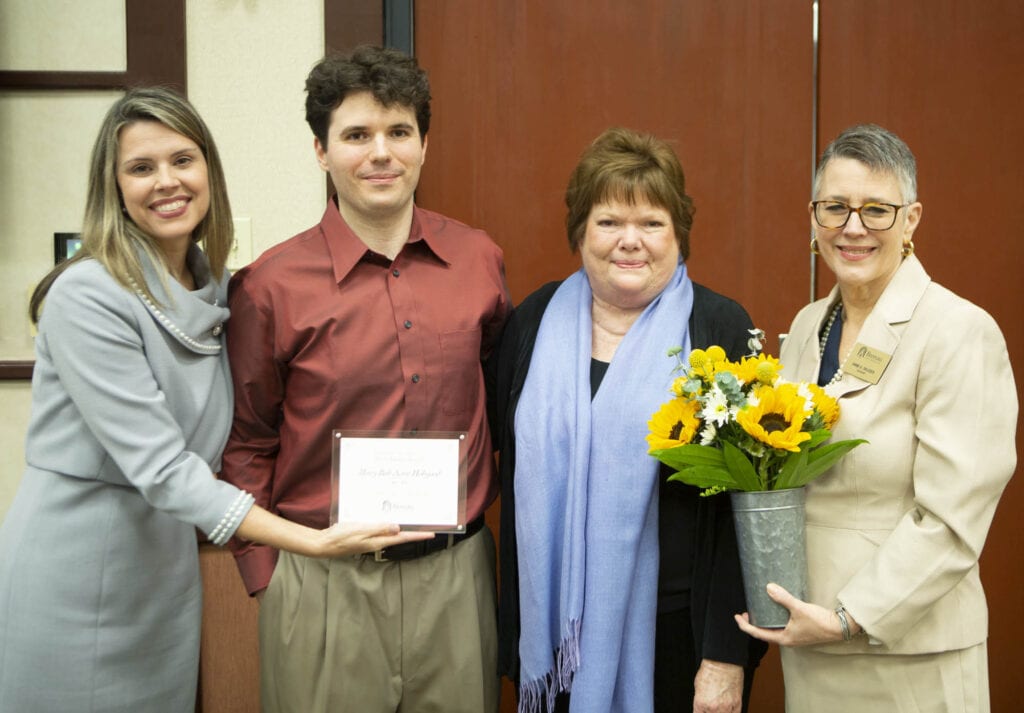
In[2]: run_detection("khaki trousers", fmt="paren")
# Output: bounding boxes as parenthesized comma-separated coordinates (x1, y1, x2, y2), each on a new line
(259, 527, 499, 713)
(781, 640, 989, 713)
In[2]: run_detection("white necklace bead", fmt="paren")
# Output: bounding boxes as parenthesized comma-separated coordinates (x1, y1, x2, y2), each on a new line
(129, 279, 222, 354)
(819, 302, 847, 387)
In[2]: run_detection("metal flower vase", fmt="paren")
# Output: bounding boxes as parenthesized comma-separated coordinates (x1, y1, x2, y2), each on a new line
(730, 487, 808, 628)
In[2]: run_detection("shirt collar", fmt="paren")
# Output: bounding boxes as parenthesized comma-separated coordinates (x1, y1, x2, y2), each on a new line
(321, 198, 453, 284)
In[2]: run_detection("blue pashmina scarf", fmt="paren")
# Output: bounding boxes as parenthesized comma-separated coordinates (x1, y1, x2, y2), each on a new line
(514, 263, 694, 713)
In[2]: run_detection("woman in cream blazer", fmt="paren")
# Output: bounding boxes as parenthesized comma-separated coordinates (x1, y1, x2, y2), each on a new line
(737, 124, 1016, 713)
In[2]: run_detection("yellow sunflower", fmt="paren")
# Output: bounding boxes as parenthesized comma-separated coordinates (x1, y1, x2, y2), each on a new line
(646, 397, 702, 451)
(806, 383, 839, 428)
(736, 383, 812, 452)
(731, 354, 782, 386)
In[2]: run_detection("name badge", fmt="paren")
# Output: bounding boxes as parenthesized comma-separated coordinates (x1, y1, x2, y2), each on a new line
(842, 343, 891, 385)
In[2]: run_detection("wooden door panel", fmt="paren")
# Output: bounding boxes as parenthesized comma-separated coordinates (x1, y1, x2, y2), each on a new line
(818, 4, 1024, 712)
(416, 2, 1022, 710)
(416, 0, 813, 354)
(417, 3, 809, 710)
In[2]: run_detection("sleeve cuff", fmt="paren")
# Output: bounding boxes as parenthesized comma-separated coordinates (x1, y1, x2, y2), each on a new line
(207, 490, 255, 546)
(232, 541, 280, 596)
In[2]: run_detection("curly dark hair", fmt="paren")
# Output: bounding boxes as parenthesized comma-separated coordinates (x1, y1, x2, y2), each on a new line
(305, 45, 431, 145)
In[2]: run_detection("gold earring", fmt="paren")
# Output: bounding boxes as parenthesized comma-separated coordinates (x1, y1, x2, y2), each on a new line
(810, 237, 820, 255)
(902, 240, 915, 257)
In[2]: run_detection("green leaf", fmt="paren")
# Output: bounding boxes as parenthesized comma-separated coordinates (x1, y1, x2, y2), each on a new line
(650, 444, 726, 471)
(773, 447, 809, 490)
(785, 439, 868, 488)
(667, 465, 739, 490)
(715, 372, 745, 406)
(721, 440, 763, 491)
(681, 378, 703, 397)
(803, 429, 832, 449)
(807, 439, 868, 467)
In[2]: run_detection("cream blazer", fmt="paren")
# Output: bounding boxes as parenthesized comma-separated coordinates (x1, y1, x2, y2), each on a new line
(780, 255, 1017, 655)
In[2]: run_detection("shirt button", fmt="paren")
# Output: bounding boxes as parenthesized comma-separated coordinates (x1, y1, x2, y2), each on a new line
(411, 374, 420, 383)
(404, 320, 412, 329)
(392, 268, 400, 277)
(211, 324, 223, 336)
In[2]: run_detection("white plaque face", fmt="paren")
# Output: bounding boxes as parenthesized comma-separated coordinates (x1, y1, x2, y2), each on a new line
(331, 431, 468, 533)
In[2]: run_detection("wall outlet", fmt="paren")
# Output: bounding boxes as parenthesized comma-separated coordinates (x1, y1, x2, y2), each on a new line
(228, 217, 253, 270)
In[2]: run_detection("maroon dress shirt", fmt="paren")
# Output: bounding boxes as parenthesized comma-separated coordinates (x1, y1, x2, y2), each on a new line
(221, 200, 510, 594)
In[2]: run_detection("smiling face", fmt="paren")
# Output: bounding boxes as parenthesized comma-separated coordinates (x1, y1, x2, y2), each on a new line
(117, 120, 210, 253)
(580, 196, 680, 311)
(811, 157, 922, 305)
(315, 91, 427, 225)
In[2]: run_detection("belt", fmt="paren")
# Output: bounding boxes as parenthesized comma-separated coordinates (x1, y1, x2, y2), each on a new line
(370, 516, 484, 562)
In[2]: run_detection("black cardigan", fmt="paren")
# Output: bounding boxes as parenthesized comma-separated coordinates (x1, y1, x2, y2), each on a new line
(489, 280, 769, 683)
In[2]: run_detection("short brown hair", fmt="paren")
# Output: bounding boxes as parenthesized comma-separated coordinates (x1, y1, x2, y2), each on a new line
(565, 127, 694, 260)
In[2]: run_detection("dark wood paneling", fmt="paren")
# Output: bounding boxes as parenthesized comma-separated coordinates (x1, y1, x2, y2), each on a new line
(0, 362, 34, 381)
(417, 2, 1023, 711)
(325, 0, 385, 54)
(416, 3, 810, 710)
(818, 3, 1024, 711)
(124, 0, 187, 90)
(197, 545, 261, 713)
(0, 71, 130, 90)
(415, 1, 813, 360)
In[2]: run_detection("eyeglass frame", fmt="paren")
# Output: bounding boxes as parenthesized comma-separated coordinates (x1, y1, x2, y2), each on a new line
(811, 200, 909, 231)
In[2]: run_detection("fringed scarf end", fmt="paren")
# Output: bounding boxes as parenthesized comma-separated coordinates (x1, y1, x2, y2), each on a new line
(518, 619, 582, 713)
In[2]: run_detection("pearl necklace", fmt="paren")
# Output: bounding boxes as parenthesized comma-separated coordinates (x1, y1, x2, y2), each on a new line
(818, 302, 847, 388)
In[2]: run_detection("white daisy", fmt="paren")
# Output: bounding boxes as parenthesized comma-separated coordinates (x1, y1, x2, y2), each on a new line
(699, 422, 717, 446)
(702, 384, 732, 427)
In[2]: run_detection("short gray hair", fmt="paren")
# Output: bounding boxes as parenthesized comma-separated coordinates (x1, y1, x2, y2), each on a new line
(813, 124, 917, 203)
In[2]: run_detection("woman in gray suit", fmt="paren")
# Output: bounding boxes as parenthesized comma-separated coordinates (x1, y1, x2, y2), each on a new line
(0, 88, 429, 712)
(736, 124, 1017, 712)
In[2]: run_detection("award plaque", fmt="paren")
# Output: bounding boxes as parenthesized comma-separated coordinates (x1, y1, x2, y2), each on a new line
(330, 430, 468, 533)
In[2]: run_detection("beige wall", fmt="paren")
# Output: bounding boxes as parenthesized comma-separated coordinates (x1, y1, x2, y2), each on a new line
(186, 0, 326, 262)
(0, 1, 327, 521)
(0, 0, 127, 72)
(0, 91, 119, 363)
(0, 384, 33, 521)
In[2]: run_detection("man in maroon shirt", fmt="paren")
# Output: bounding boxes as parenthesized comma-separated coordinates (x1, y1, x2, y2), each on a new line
(221, 46, 510, 712)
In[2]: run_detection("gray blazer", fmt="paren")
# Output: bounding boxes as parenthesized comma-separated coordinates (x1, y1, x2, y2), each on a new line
(24, 246, 247, 537)
(0, 245, 252, 711)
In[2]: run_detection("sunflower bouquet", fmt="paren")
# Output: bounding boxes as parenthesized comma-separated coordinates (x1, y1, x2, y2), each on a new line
(646, 344, 865, 494)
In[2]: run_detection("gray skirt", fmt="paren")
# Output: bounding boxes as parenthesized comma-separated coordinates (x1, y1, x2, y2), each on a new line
(0, 467, 203, 712)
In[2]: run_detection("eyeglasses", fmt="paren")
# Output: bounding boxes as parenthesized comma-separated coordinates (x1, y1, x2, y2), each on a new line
(811, 201, 908, 231)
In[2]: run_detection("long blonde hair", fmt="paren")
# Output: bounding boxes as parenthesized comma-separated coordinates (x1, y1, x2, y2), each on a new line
(30, 87, 233, 323)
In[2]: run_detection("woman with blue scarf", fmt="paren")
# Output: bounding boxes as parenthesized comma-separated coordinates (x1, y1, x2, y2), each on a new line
(492, 127, 767, 713)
